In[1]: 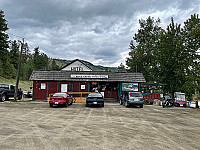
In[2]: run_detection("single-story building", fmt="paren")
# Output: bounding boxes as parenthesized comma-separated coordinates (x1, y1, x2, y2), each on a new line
(29, 59, 146, 100)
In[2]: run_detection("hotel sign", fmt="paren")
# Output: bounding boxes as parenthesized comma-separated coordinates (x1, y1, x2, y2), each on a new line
(71, 74, 108, 79)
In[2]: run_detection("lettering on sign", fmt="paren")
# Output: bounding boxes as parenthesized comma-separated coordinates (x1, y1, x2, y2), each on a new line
(71, 74, 108, 79)
(71, 67, 83, 71)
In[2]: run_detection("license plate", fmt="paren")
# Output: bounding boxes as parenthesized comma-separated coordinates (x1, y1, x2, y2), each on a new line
(180, 104, 183, 106)
(134, 99, 139, 101)
(55, 102, 58, 104)
(93, 102, 97, 104)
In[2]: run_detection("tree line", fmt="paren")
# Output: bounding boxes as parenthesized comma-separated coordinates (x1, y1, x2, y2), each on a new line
(126, 15, 200, 98)
(0, 10, 59, 80)
(1, 9, 200, 98)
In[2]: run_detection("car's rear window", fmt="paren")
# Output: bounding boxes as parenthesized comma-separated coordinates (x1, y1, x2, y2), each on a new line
(130, 92, 142, 97)
(53, 93, 66, 97)
(88, 93, 102, 98)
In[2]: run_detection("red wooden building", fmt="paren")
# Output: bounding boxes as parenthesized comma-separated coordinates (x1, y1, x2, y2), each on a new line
(29, 60, 146, 100)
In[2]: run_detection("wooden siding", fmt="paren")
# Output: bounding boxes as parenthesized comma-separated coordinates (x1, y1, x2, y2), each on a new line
(33, 81, 89, 100)
(33, 81, 48, 100)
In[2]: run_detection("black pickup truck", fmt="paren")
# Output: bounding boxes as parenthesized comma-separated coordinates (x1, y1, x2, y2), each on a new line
(0, 84, 23, 102)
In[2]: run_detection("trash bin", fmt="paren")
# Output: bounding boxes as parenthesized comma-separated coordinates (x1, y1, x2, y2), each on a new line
(190, 101, 196, 108)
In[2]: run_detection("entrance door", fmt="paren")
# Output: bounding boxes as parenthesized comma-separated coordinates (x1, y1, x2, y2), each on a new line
(107, 87, 113, 98)
(105, 83, 118, 98)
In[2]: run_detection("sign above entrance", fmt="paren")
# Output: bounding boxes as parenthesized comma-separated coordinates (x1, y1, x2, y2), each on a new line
(71, 74, 108, 79)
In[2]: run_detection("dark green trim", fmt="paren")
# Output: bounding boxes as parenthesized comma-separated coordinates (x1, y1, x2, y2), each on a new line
(88, 82, 90, 92)
(46, 82, 49, 97)
(32, 81, 34, 100)
(57, 82, 59, 92)
(139, 83, 141, 92)
(118, 83, 120, 97)
(120, 83, 121, 96)
(79, 82, 80, 97)
(143, 92, 163, 96)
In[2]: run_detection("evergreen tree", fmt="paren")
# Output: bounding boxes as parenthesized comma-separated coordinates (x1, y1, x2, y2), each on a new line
(181, 14, 200, 98)
(126, 16, 163, 81)
(155, 18, 185, 96)
(33, 46, 49, 70)
(33, 46, 41, 70)
(9, 40, 19, 69)
(0, 10, 9, 77)
(22, 42, 31, 62)
(51, 59, 59, 70)
(117, 63, 126, 72)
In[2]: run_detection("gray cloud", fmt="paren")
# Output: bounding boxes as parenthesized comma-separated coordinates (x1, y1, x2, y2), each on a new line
(1, 0, 200, 67)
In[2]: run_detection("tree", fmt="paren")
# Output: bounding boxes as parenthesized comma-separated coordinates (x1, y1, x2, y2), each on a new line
(155, 18, 186, 96)
(126, 16, 163, 81)
(22, 42, 31, 62)
(33, 46, 41, 70)
(117, 63, 126, 72)
(126, 15, 200, 98)
(0, 10, 9, 77)
(51, 59, 59, 70)
(181, 14, 200, 98)
(33, 46, 49, 70)
(9, 40, 19, 69)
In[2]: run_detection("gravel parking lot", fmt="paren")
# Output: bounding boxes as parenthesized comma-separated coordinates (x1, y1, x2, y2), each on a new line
(0, 102, 200, 150)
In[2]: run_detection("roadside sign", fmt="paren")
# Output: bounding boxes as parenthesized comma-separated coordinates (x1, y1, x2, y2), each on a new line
(190, 101, 196, 108)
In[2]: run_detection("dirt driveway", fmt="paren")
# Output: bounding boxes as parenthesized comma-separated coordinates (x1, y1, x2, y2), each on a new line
(0, 102, 200, 150)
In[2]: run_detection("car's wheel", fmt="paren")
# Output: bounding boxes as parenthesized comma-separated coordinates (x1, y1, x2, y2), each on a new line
(120, 99, 123, 105)
(101, 103, 104, 107)
(86, 103, 89, 107)
(70, 100, 73, 105)
(49, 103, 53, 107)
(140, 105, 143, 108)
(123, 100, 125, 106)
(125, 101, 129, 108)
(65, 101, 69, 107)
(1, 94, 7, 102)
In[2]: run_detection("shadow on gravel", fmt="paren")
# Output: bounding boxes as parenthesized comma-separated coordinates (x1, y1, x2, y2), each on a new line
(85, 105, 104, 108)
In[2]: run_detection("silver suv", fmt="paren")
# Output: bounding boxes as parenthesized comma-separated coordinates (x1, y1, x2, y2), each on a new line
(120, 92, 144, 108)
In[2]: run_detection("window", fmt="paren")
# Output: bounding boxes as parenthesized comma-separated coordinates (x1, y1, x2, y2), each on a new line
(10, 85, 15, 90)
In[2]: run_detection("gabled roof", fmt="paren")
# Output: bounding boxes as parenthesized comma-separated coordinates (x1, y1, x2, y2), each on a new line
(29, 70, 146, 83)
(61, 59, 93, 71)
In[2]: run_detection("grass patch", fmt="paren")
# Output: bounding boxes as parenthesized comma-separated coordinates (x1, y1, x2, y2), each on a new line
(0, 76, 32, 91)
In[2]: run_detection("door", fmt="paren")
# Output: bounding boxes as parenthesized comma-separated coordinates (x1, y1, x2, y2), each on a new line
(107, 87, 113, 98)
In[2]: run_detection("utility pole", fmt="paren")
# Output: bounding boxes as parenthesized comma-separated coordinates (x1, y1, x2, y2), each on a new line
(14, 38, 24, 101)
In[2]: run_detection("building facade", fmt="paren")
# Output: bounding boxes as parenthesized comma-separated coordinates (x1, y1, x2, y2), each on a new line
(29, 60, 146, 100)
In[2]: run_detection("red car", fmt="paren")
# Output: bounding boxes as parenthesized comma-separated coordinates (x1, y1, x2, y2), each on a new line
(49, 93, 73, 107)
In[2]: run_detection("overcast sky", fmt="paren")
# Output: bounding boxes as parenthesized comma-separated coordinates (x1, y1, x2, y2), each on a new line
(1, 0, 200, 67)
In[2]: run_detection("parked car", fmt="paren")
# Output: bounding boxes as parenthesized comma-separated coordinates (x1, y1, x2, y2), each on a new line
(49, 93, 73, 107)
(120, 92, 144, 108)
(23, 91, 32, 98)
(86, 93, 104, 107)
(0, 84, 23, 102)
(174, 92, 186, 107)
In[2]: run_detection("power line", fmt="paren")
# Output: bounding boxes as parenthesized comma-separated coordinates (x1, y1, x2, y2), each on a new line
(6, 32, 25, 39)
(5, 32, 38, 49)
